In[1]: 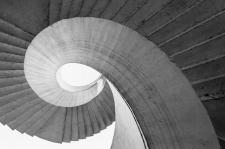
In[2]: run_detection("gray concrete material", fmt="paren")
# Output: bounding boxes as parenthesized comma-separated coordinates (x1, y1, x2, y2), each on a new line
(183, 57, 225, 83)
(77, 106, 86, 139)
(60, 0, 73, 19)
(203, 99, 225, 140)
(87, 103, 100, 134)
(98, 96, 114, 122)
(0, 93, 36, 117)
(193, 75, 225, 100)
(0, 89, 33, 107)
(160, 10, 225, 56)
(109, 81, 147, 149)
(82, 105, 93, 136)
(94, 99, 111, 126)
(62, 108, 72, 142)
(0, 76, 26, 88)
(0, 18, 34, 42)
(112, 0, 147, 23)
(49, 0, 62, 25)
(89, 0, 110, 17)
(36, 108, 66, 143)
(68, 0, 83, 18)
(39, 18, 218, 148)
(0, 83, 29, 97)
(78, 0, 97, 17)
(171, 32, 225, 68)
(101, 0, 127, 19)
(17, 104, 53, 133)
(125, 0, 171, 29)
(89, 101, 106, 130)
(0, 53, 24, 63)
(0, 0, 48, 35)
(137, 0, 199, 36)
(147, 0, 225, 45)
(26, 106, 59, 136)
(0, 61, 23, 70)
(0, 42, 26, 56)
(6, 100, 43, 127)
(71, 107, 79, 141)
(0, 32, 29, 49)
(0, 70, 24, 78)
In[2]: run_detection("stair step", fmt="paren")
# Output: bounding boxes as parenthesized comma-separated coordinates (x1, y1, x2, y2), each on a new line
(0, 83, 29, 97)
(0, 32, 29, 49)
(0, 18, 34, 42)
(0, 76, 26, 88)
(0, 61, 23, 70)
(0, 89, 33, 107)
(78, 0, 97, 17)
(137, 0, 200, 36)
(62, 107, 72, 142)
(68, 0, 84, 18)
(49, 0, 62, 25)
(0, 42, 26, 56)
(90, 100, 106, 130)
(113, 0, 147, 23)
(0, 70, 24, 78)
(82, 105, 93, 137)
(60, 0, 73, 19)
(77, 106, 86, 139)
(148, 0, 225, 45)
(0, 52, 24, 63)
(101, 0, 127, 19)
(16, 104, 53, 133)
(87, 102, 100, 134)
(125, 0, 171, 29)
(2, 99, 42, 126)
(71, 107, 79, 141)
(26, 106, 59, 136)
(36, 107, 66, 143)
(0, 93, 36, 117)
(95, 98, 111, 126)
(89, 0, 110, 17)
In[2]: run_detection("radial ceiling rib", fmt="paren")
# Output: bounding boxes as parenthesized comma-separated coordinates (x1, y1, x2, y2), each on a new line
(125, 0, 171, 29)
(0, 18, 34, 42)
(147, 0, 225, 45)
(5, 100, 44, 127)
(60, 0, 73, 19)
(100, 0, 127, 19)
(89, 0, 110, 17)
(137, 0, 202, 37)
(36, 107, 66, 143)
(62, 108, 72, 142)
(0, 32, 30, 49)
(112, 0, 147, 23)
(68, 0, 84, 18)
(49, 0, 62, 25)
(0, 42, 26, 56)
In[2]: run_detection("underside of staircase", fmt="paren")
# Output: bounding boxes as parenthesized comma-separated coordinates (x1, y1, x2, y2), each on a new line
(0, 0, 224, 147)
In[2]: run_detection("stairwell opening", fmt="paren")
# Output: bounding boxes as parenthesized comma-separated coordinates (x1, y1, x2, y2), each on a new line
(56, 63, 104, 93)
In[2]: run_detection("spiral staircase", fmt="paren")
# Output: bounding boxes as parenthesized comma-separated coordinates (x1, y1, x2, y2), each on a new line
(0, 0, 224, 148)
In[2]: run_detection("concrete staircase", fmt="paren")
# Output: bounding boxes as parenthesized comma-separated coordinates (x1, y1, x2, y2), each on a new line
(0, 0, 224, 146)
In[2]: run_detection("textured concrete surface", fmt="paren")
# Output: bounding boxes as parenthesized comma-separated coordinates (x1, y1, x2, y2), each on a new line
(0, 0, 224, 148)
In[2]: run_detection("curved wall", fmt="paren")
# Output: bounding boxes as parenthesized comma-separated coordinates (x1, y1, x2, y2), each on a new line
(29, 17, 219, 148)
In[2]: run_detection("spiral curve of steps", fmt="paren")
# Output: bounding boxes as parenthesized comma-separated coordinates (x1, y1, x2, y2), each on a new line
(0, 0, 224, 147)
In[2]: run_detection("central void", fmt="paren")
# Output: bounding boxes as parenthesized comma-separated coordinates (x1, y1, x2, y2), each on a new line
(57, 63, 101, 87)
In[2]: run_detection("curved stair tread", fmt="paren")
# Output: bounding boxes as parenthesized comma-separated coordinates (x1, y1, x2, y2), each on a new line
(6, 100, 43, 129)
(36, 107, 66, 143)
(62, 107, 72, 142)
(0, 18, 34, 42)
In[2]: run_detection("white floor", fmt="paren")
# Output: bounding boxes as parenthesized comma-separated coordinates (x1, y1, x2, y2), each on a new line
(0, 122, 115, 149)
